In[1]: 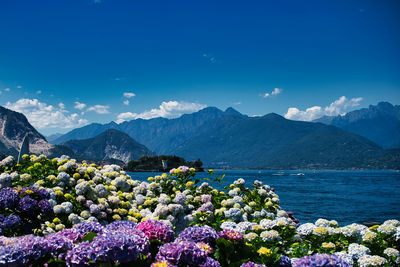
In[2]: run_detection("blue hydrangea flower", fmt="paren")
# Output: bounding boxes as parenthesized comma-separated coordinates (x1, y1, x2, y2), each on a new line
(293, 253, 351, 267)
(18, 196, 38, 214)
(0, 188, 19, 209)
(3, 215, 21, 229)
(177, 226, 218, 245)
(156, 241, 208, 266)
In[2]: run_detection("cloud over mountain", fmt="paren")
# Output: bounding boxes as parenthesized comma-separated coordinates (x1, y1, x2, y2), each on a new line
(284, 96, 363, 121)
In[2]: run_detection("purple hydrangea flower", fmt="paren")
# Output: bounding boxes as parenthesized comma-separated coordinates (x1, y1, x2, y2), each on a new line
(38, 199, 53, 215)
(92, 230, 149, 263)
(217, 229, 244, 242)
(0, 188, 19, 209)
(177, 226, 218, 245)
(3, 215, 21, 229)
(241, 262, 266, 267)
(156, 241, 208, 266)
(293, 254, 351, 267)
(136, 220, 175, 243)
(45, 233, 74, 258)
(64, 241, 96, 266)
(18, 196, 38, 214)
(280, 255, 292, 266)
(105, 220, 136, 231)
(200, 257, 221, 267)
(0, 235, 49, 265)
(201, 194, 212, 203)
(72, 221, 104, 241)
(54, 229, 80, 243)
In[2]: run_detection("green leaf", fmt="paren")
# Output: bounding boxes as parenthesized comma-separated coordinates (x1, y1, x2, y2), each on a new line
(81, 232, 98, 242)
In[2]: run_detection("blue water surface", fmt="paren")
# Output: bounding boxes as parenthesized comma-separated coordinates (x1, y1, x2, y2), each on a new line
(127, 170, 400, 225)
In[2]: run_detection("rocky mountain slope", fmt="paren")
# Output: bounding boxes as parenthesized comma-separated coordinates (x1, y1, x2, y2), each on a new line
(62, 129, 155, 163)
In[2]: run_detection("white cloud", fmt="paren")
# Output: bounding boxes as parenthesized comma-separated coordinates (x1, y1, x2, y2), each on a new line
(5, 98, 89, 129)
(74, 102, 87, 110)
(58, 102, 65, 109)
(203, 53, 217, 64)
(262, 88, 282, 98)
(36, 90, 42, 94)
(4, 88, 10, 92)
(16, 85, 22, 89)
(87, 104, 110, 114)
(123, 92, 136, 98)
(116, 101, 207, 123)
(284, 96, 363, 121)
(123, 100, 130, 106)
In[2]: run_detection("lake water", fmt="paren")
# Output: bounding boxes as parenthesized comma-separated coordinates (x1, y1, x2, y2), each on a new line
(127, 170, 400, 225)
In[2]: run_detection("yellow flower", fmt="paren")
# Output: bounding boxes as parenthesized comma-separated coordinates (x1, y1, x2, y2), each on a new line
(33, 163, 42, 167)
(58, 166, 67, 172)
(55, 190, 64, 196)
(112, 214, 121, 220)
(22, 154, 30, 160)
(369, 225, 379, 231)
(25, 190, 34, 194)
(64, 193, 73, 199)
(313, 227, 328, 236)
(73, 173, 80, 179)
(152, 261, 170, 267)
(322, 242, 336, 249)
(257, 247, 272, 256)
(186, 181, 194, 187)
(252, 225, 263, 231)
(144, 200, 152, 206)
(52, 158, 58, 163)
(53, 218, 61, 223)
(133, 212, 142, 219)
(55, 224, 65, 231)
(189, 167, 196, 172)
(148, 177, 154, 182)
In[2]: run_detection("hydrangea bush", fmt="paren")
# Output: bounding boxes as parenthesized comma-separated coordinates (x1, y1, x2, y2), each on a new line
(0, 154, 399, 266)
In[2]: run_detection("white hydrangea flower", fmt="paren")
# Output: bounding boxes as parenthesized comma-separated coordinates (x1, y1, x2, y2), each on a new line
(60, 202, 73, 213)
(0, 173, 12, 189)
(377, 223, 397, 235)
(315, 218, 330, 227)
(383, 247, 399, 257)
(0, 156, 14, 166)
(297, 223, 316, 236)
(244, 232, 258, 241)
(234, 178, 245, 185)
(260, 219, 276, 230)
(53, 205, 64, 214)
(358, 255, 387, 267)
(348, 243, 370, 259)
(260, 230, 281, 242)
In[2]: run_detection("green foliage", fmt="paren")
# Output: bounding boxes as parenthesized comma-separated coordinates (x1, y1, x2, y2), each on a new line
(126, 155, 204, 172)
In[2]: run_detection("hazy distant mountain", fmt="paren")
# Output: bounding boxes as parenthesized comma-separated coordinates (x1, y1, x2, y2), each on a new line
(53, 106, 399, 169)
(314, 102, 400, 148)
(46, 133, 64, 143)
(171, 113, 399, 169)
(53, 107, 245, 154)
(62, 129, 155, 163)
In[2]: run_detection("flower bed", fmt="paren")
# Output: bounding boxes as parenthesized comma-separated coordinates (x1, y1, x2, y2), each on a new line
(0, 154, 399, 266)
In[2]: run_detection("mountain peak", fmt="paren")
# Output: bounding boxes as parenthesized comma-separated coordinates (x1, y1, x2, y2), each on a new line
(224, 107, 243, 117)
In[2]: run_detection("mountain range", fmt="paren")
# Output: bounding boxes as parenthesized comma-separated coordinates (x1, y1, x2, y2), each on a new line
(314, 102, 400, 148)
(48, 102, 400, 169)
(61, 129, 154, 163)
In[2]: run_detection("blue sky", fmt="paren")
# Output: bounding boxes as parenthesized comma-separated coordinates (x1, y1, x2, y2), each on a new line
(0, 0, 399, 135)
